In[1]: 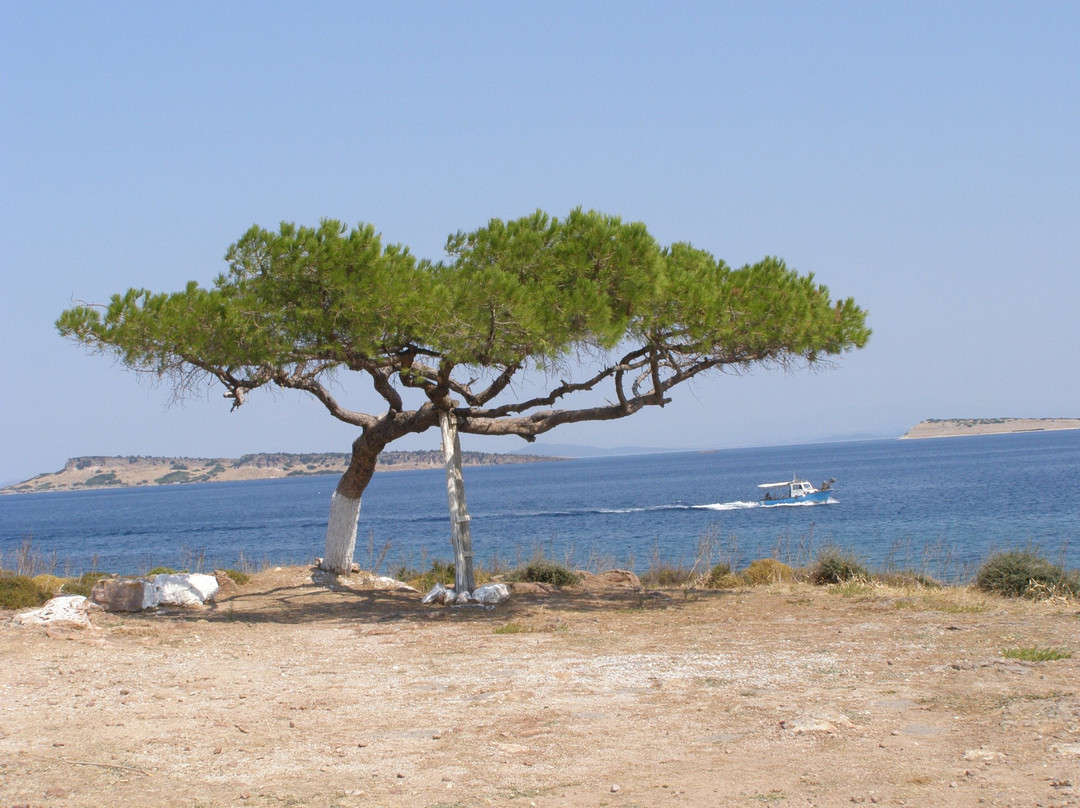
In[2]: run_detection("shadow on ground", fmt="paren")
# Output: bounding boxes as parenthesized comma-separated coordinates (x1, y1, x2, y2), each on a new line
(140, 567, 735, 627)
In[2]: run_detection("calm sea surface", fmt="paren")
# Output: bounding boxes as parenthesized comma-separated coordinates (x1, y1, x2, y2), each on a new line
(2, 431, 1078, 581)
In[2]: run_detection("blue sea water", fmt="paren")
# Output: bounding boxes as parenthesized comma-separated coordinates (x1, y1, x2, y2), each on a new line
(2, 430, 1078, 581)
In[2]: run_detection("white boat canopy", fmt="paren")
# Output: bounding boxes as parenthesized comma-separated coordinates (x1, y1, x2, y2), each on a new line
(758, 481, 799, 489)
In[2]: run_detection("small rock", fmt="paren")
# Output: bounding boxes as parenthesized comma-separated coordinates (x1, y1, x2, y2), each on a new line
(611, 784, 621, 793)
(780, 715, 845, 734)
(213, 570, 241, 596)
(580, 569, 641, 590)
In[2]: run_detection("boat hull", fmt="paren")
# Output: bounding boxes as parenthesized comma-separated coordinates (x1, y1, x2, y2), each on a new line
(760, 490, 832, 507)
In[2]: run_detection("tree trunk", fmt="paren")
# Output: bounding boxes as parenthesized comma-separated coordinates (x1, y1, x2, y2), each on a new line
(322, 490, 361, 573)
(439, 410, 475, 594)
(321, 430, 385, 574)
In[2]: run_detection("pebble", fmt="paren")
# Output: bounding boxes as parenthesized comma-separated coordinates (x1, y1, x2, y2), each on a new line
(611, 784, 620, 793)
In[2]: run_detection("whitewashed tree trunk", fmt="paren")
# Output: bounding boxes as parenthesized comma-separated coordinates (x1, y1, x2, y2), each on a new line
(322, 490, 362, 573)
(440, 410, 475, 594)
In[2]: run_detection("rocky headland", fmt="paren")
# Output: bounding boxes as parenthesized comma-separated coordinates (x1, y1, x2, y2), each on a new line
(901, 417, 1080, 439)
(2, 450, 565, 494)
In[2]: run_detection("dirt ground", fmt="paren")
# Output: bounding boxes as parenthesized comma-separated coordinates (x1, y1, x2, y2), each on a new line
(3, 567, 1080, 808)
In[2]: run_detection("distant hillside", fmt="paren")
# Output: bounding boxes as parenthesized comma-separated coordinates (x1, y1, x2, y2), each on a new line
(901, 418, 1080, 439)
(2, 450, 567, 494)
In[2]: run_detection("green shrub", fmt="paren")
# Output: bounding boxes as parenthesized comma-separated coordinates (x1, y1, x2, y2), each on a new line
(810, 547, 868, 585)
(61, 571, 111, 597)
(702, 562, 738, 589)
(975, 550, 1079, 599)
(399, 559, 457, 592)
(147, 566, 182, 576)
(0, 575, 53, 610)
(505, 559, 581, 587)
(222, 569, 250, 585)
(742, 558, 795, 585)
(32, 574, 66, 596)
(397, 559, 496, 591)
(155, 471, 191, 484)
(83, 471, 119, 486)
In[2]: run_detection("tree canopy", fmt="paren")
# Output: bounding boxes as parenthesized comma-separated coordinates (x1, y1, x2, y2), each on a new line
(59, 208, 870, 573)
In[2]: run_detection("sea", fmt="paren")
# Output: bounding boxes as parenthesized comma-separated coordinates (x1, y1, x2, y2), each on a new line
(2, 430, 1078, 582)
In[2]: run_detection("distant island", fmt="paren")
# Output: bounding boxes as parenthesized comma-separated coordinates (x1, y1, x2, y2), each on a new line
(2, 450, 567, 494)
(901, 417, 1080, 440)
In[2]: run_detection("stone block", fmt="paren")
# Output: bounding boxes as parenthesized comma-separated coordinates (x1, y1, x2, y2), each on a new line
(91, 578, 151, 612)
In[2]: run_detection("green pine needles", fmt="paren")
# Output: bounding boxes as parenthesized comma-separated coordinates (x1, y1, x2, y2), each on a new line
(58, 209, 869, 570)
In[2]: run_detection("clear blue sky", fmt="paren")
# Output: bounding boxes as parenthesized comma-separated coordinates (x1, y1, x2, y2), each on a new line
(2, 1, 1078, 484)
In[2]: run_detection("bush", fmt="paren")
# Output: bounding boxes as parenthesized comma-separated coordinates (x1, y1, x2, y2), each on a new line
(810, 547, 868, 585)
(702, 562, 738, 589)
(32, 574, 66, 596)
(222, 569, 250, 585)
(399, 559, 457, 592)
(147, 566, 182, 576)
(640, 563, 694, 588)
(505, 559, 581, 587)
(742, 558, 795, 585)
(0, 575, 53, 610)
(61, 571, 111, 597)
(975, 550, 1079, 599)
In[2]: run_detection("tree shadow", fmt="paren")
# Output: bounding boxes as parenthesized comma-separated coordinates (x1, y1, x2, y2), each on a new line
(155, 571, 737, 627)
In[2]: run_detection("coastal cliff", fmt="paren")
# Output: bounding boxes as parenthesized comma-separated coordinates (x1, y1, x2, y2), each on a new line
(3, 450, 565, 494)
(901, 417, 1080, 439)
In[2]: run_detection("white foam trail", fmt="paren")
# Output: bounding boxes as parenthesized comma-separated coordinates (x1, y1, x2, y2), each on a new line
(695, 501, 760, 511)
(598, 504, 694, 514)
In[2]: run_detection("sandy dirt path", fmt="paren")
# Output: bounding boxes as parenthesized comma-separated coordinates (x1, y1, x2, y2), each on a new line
(3, 567, 1080, 807)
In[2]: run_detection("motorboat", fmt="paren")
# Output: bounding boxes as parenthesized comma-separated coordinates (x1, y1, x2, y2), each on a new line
(758, 477, 835, 506)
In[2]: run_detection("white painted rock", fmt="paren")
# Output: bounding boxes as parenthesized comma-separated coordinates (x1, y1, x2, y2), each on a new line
(13, 595, 102, 628)
(151, 573, 220, 607)
(421, 582, 453, 605)
(472, 583, 511, 605)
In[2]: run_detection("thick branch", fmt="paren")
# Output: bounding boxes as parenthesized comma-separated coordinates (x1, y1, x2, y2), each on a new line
(456, 394, 669, 441)
(276, 375, 377, 428)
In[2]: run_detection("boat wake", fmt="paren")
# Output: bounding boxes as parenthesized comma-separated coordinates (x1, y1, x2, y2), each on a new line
(592, 498, 839, 514)
(390, 498, 840, 523)
(697, 497, 839, 511)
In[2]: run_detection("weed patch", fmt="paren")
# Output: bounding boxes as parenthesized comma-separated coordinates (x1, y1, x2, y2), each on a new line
(494, 622, 533, 635)
(1002, 646, 1072, 662)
